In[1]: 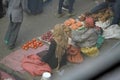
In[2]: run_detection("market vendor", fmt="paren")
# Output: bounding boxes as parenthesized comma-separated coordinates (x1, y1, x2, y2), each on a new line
(71, 16, 102, 56)
(90, 0, 120, 25)
(4, 0, 25, 49)
(42, 24, 71, 70)
(71, 17, 99, 48)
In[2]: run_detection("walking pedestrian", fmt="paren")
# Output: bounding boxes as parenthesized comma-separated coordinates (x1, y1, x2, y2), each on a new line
(57, 0, 75, 18)
(4, 0, 25, 49)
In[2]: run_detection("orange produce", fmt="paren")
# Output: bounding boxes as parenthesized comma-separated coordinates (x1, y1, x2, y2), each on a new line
(24, 47, 28, 50)
(69, 18, 76, 24)
(75, 21, 83, 27)
(22, 39, 44, 50)
(71, 24, 78, 30)
(32, 38, 37, 42)
(64, 20, 72, 26)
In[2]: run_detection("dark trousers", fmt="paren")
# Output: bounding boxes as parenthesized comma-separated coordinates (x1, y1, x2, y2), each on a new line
(90, 0, 120, 25)
(0, 0, 4, 17)
(90, 2, 109, 13)
(58, 0, 75, 14)
(112, 0, 120, 25)
(4, 21, 21, 46)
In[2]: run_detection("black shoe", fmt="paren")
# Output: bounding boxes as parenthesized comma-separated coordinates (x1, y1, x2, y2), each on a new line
(8, 44, 15, 50)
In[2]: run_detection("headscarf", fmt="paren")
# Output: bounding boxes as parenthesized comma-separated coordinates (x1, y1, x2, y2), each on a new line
(85, 17, 95, 28)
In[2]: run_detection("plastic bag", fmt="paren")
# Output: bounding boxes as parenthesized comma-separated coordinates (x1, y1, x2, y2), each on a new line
(67, 45, 83, 63)
(103, 24, 120, 39)
(95, 19, 111, 30)
(81, 47, 99, 57)
(96, 35, 105, 48)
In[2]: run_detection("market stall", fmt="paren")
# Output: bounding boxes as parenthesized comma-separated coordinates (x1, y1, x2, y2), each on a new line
(0, 7, 120, 80)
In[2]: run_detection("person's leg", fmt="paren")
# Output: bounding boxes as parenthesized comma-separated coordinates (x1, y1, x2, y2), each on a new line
(4, 15, 13, 45)
(68, 0, 75, 13)
(4, 21, 13, 45)
(111, 0, 120, 25)
(66, 0, 75, 17)
(64, 0, 69, 6)
(0, 0, 4, 18)
(58, 0, 64, 14)
(63, 0, 69, 9)
(0, 0, 3, 11)
(90, 2, 109, 13)
(4, 21, 21, 49)
(56, 0, 65, 17)
(8, 22, 21, 49)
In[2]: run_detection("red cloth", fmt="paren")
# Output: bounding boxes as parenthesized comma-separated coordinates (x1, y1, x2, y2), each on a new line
(0, 45, 48, 73)
(21, 54, 51, 76)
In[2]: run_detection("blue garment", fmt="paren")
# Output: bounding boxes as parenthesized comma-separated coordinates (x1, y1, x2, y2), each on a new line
(90, 2, 109, 13)
(58, 0, 75, 14)
(28, 0, 43, 15)
(90, 0, 120, 25)
(112, 0, 120, 25)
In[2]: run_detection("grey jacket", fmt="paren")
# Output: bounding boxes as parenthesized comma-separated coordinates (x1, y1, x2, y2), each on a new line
(72, 28, 99, 48)
(6, 0, 26, 22)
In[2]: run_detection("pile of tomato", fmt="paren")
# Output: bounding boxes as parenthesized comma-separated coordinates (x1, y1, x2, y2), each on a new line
(22, 38, 44, 50)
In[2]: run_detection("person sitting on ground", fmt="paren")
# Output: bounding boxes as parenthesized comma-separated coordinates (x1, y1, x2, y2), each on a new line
(71, 17, 100, 48)
(42, 24, 71, 70)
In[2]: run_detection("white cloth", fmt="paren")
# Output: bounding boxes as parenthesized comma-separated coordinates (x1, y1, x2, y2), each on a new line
(103, 25, 120, 39)
(95, 19, 111, 30)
